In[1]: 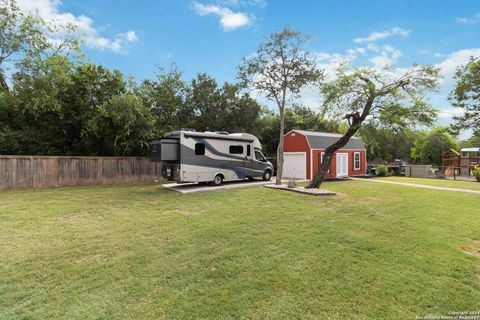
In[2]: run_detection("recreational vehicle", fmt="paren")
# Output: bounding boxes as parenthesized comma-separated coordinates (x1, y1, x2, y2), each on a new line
(149, 130, 274, 185)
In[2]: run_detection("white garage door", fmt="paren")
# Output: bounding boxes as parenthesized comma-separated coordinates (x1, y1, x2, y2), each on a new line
(283, 153, 306, 179)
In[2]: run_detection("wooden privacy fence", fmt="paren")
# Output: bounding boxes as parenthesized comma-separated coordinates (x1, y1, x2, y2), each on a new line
(0, 155, 163, 190)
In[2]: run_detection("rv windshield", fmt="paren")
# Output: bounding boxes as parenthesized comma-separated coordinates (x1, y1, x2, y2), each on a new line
(255, 150, 267, 162)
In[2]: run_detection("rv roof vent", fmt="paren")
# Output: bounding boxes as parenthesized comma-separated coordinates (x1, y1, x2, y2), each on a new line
(178, 128, 196, 132)
(216, 131, 229, 135)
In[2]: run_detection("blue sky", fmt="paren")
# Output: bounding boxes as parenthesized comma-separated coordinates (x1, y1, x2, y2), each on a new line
(16, 0, 480, 136)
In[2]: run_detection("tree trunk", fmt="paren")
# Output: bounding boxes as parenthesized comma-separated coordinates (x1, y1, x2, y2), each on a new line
(306, 125, 361, 188)
(0, 72, 9, 92)
(275, 107, 285, 185)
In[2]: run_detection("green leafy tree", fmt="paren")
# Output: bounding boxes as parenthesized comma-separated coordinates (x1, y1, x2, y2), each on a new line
(0, 0, 79, 92)
(308, 64, 440, 188)
(92, 93, 154, 156)
(188, 73, 226, 131)
(138, 66, 192, 136)
(186, 73, 263, 133)
(218, 82, 263, 135)
(411, 127, 459, 165)
(450, 57, 480, 135)
(238, 27, 323, 185)
(358, 125, 427, 162)
(8, 59, 128, 155)
(0, 0, 80, 155)
(460, 131, 480, 148)
(138, 69, 263, 138)
(1, 55, 76, 154)
(66, 63, 126, 155)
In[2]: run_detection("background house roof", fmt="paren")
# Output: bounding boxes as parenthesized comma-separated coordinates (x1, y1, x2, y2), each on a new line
(460, 147, 480, 152)
(293, 130, 366, 150)
(443, 149, 460, 156)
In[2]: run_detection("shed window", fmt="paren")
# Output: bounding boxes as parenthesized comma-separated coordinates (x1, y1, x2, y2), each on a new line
(229, 145, 243, 154)
(354, 152, 361, 170)
(195, 143, 205, 155)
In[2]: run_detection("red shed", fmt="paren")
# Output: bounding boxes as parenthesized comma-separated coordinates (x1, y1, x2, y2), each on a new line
(283, 130, 367, 179)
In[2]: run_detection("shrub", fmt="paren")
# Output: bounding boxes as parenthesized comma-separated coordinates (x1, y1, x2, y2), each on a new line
(473, 166, 480, 182)
(376, 164, 388, 177)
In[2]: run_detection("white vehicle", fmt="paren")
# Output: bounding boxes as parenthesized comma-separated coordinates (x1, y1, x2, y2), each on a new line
(149, 130, 274, 185)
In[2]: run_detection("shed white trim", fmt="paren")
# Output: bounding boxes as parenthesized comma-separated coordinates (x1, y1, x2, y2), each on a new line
(354, 152, 361, 170)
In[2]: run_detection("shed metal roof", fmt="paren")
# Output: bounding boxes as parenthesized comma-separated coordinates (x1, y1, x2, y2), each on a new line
(293, 130, 366, 150)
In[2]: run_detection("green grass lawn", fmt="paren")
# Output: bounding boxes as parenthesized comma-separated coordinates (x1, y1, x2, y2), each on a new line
(377, 176, 480, 190)
(1, 180, 479, 319)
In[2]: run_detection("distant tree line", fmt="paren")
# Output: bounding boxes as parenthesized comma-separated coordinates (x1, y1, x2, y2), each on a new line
(0, 0, 478, 169)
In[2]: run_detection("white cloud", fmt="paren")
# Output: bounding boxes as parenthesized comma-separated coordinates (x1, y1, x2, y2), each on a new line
(455, 13, 480, 24)
(366, 44, 403, 69)
(316, 51, 357, 78)
(125, 31, 138, 42)
(436, 48, 480, 84)
(354, 27, 410, 44)
(16, 0, 138, 53)
(347, 47, 366, 56)
(369, 55, 393, 69)
(437, 107, 465, 119)
(436, 107, 469, 138)
(192, 2, 253, 31)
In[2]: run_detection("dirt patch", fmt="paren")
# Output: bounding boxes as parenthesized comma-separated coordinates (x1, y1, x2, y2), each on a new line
(461, 240, 480, 258)
(0, 205, 9, 210)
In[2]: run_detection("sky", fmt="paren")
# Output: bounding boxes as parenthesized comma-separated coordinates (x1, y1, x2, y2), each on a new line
(15, 0, 480, 138)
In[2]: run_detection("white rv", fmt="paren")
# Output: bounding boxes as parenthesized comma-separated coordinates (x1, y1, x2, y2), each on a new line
(149, 130, 274, 185)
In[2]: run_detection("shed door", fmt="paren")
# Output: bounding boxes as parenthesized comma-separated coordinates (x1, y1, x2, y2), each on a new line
(336, 153, 348, 177)
(283, 153, 306, 179)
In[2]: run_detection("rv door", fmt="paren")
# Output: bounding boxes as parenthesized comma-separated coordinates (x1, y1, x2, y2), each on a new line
(243, 144, 254, 177)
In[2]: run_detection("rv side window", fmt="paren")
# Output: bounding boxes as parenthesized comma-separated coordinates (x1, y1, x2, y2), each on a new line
(229, 145, 243, 154)
(247, 145, 251, 156)
(195, 143, 205, 155)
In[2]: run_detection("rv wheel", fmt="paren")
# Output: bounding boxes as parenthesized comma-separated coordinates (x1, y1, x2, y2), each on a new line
(212, 174, 223, 186)
(263, 170, 272, 181)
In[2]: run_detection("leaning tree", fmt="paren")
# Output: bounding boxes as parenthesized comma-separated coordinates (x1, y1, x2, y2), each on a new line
(238, 27, 323, 185)
(307, 63, 440, 188)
